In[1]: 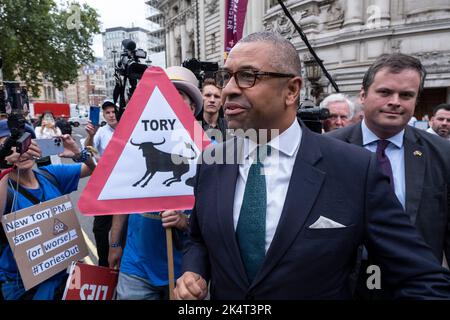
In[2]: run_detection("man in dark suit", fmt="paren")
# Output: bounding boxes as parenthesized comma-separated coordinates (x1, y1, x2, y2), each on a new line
(328, 53, 450, 298)
(173, 32, 450, 300)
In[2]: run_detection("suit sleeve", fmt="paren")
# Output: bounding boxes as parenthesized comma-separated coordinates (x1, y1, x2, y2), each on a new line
(181, 162, 211, 281)
(364, 153, 450, 299)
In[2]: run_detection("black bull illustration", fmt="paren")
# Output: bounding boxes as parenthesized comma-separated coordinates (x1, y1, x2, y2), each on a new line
(130, 138, 197, 187)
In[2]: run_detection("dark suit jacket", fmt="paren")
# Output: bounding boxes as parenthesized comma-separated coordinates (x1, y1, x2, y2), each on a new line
(328, 123, 450, 263)
(183, 122, 450, 299)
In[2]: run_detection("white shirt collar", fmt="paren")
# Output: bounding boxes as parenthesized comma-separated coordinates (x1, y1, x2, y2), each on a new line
(243, 119, 302, 160)
(361, 119, 404, 149)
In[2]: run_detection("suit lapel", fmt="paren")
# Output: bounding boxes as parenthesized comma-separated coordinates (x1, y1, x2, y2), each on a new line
(252, 127, 325, 287)
(216, 137, 249, 286)
(403, 127, 425, 225)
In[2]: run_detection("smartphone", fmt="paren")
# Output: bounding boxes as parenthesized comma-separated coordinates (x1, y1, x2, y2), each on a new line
(35, 138, 64, 157)
(89, 106, 100, 126)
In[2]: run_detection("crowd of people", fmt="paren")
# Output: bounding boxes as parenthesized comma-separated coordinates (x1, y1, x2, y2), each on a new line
(0, 31, 449, 300)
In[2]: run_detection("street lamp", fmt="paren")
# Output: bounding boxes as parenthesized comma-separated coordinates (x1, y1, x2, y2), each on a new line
(304, 56, 324, 105)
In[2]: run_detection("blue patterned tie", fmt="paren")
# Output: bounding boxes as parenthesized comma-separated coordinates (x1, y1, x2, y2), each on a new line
(236, 145, 269, 283)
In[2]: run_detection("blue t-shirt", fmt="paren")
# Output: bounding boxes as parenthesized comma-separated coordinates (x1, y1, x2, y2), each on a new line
(0, 164, 81, 300)
(120, 212, 188, 287)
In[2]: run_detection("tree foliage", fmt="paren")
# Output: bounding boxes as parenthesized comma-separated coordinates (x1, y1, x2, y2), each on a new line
(0, 0, 100, 95)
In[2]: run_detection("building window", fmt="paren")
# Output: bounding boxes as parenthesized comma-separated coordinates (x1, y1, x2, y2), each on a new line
(211, 33, 216, 53)
(267, 0, 278, 9)
(190, 40, 195, 58)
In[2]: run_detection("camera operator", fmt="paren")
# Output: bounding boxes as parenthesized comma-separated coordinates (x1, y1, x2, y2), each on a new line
(114, 39, 148, 119)
(0, 119, 95, 300)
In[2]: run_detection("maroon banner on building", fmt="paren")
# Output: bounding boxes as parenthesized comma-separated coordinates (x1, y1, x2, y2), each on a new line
(224, 0, 248, 61)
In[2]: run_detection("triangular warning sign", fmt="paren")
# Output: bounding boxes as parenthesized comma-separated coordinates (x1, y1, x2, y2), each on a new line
(79, 67, 210, 216)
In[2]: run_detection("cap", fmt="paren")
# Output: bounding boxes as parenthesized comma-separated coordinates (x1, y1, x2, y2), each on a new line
(165, 66, 203, 116)
(101, 99, 117, 110)
(0, 119, 36, 139)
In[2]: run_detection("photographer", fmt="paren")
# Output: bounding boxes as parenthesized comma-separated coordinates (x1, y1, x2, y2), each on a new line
(113, 39, 148, 119)
(0, 119, 95, 300)
(35, 111, 63, 166)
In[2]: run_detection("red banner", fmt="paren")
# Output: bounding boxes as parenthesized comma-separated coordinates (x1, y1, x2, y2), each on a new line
(224, 0, 248, 61)
(62, 262, 119, 300)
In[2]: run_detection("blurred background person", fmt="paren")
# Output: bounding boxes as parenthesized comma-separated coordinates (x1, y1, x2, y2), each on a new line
(55, 116, 72, 136)
(320, 93, 355, 132)
(349, 97, 364, 124)
(201, 78, 227, 143)
(427, 103, 450, 140)
(34, 111, 62, 166)
(84, 100, 118, 267)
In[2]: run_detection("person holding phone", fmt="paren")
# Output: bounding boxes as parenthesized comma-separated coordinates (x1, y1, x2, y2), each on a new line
(35, 111, 62, 166)
(0, 119, 96, 300)
(84, 100, 118, 267)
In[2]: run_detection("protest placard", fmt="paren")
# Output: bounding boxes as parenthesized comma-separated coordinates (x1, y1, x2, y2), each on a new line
(62, 262, 119, 300)
(1, 195, 88, 290)
(79, 66, 210, 216)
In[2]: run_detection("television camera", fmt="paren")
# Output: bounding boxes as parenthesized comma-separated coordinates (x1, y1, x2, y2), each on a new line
(182, 58, 219, 88)
(113, 39, 148, 120)
(0, 80, 33, 167)
(297, 100, 330, 133)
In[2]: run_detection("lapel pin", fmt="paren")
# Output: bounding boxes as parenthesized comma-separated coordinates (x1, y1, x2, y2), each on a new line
(413, 150, 422, 157)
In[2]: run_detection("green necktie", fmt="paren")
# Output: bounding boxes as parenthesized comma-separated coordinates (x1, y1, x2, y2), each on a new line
(236, 145, 269, 283)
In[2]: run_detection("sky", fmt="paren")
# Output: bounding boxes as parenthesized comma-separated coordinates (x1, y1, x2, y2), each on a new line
(78, 0, 152, 57)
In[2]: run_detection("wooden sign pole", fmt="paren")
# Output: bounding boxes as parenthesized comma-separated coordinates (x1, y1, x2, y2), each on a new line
(165, 227, 175, 300)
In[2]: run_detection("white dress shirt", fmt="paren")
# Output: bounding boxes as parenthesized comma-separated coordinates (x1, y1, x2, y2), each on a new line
(361, 120, 406, 209)
(233, 119, 302, 253)
(93, 124, 115, 156)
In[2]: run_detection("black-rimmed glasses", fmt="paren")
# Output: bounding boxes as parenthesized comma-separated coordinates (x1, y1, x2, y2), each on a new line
(215, 69, 295, 89)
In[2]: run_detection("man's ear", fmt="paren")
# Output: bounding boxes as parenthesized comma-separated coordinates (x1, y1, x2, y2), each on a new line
(359, 88, 366, 102)
(285, 77, 302, 107)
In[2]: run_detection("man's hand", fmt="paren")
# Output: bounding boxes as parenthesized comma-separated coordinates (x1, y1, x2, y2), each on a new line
(161, 210, 188, 231)
(57, 134, 81, 158)
(108, 246, 123, 270)
(85, 121, 98, 137)
(5, 140, 41, 166)
(174, 272, 208, 300)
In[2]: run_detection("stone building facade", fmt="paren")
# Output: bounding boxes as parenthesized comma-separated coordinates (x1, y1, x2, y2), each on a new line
(263, 0, 450, 117)
(154, 0, 450, 116)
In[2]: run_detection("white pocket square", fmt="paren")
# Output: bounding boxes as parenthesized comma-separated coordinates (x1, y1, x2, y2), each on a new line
(308, 216, 346, 229)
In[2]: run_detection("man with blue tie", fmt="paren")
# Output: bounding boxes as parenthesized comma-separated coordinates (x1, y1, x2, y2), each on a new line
(174, 32, 450, 300)
(328, 53, 450, 299)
